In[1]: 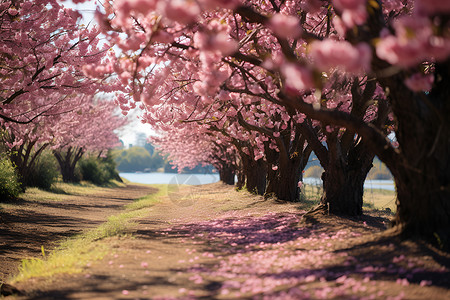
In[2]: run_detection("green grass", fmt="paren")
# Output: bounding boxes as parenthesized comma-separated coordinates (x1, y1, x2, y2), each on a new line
(301, 184, 397, 212)
(364, 188, 396, 212)
(12, 185, 163, 283)
(14, 180, 127, 204)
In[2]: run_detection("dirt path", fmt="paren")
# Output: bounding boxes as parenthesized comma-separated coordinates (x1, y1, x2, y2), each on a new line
(0, 184, 157, 282)
(4, 183, 450, 299)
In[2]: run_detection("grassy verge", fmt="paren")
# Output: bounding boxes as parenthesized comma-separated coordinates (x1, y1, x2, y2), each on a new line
(363, 188, 396, 212)
(3, 180, 125, 205)
(301, 184, 396, 213)
(12, 184, 164, 283)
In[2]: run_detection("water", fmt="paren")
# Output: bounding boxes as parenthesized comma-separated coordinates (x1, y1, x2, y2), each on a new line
(120, 172, 395, 191)
(303, 177, 395, 191)
(119, 172, 220, 185)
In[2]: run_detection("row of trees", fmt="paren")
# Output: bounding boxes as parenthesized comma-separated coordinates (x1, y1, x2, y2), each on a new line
(82, 0, 449, 249)
(0, 0, 126, 195)
(113, 145, 217, 173)
(1, 0, 448, 249)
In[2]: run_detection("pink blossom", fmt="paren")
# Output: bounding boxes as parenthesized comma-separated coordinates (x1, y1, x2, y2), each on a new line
(404, 73, 434, 92)
(281, 63, 314, 92)
(269, 13, 302, 39)
(420, 280, 432, 286)
(115, 0, 157, 16)
(164, 0, 200, 24)
(194, 31, 237, 55)
(376, 36, 422, 67)
(7, 8, 18, 16)
(298, 181, 303, 188)
(416, 0, 450, 16)
(300, 0, 323, 14)
(333, 0, 368, 27)
(333, 0, 366, 11)
(200, 0, 240, 10)
(382, 0, 404, 13)
(332, 16, 347, 36)
(376, 16, 450, 67)
(310, 40, 371, 73)
(341, 5, 367, 27)
(152, 30, 174, 44)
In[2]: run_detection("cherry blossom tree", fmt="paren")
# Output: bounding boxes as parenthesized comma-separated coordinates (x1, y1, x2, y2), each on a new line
(151, 124, 239, 184)
(0, 0, 114, 123)
(85, 0, 450, 248)
(0, 0, 126, 187)
(52, 97, 126, 182)
(1, 94, 124, 186)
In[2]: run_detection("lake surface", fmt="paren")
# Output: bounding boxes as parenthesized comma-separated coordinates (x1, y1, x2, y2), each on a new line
(303, 177, 395, 191)
(120, 172, 220, 185)
(120, 173, 395, 191)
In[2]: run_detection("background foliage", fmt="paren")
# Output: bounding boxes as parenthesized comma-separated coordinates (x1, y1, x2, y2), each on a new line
(0, 154, 21, 201)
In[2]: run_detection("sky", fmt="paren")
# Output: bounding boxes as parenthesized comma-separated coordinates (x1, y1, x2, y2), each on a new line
(62, 0, 154, 147)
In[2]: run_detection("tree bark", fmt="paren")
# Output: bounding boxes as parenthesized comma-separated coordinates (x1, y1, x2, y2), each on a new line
(219, 165, 235, 185)
(53, 147, 84, 183)
(320, 142, 374, 216)
(236, 168, 245, 190)
(238, 151, 266, 195)
(265, 145, 311, 202)
(245, 157, 267, 195)
(375, 60, 450, 249)
(10, 140, 49, 190)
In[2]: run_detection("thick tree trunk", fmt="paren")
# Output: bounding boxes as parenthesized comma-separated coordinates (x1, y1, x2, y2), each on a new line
(265, 148, 310, 202)
(58, 161, 78, 183)
(393, 156, 450, 249)
(236, 168, 245, 190)
(245, 158, 267, 195)
(53, 147, 84, 183)
(219, 165, 235, 185)
(374, 60, 450, 249)
(320, 142, 374, 216)
(10, 141, 49, 190)
(234, 155, 245, 190)
(265, 161, 301, 201)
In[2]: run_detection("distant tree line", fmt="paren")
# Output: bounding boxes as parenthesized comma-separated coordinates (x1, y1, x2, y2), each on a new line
(113, 145, 215, 174)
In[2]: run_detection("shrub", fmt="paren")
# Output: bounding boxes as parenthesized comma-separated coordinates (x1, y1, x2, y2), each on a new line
(80, 157, 109, 185)
(79, 152, 121, 185)
(0, 155, 21, 200)
(101, 151, 122, 182)
(27, 153, 59, 190)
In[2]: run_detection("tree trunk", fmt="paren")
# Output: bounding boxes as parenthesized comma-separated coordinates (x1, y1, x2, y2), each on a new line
(265, 155, 303, 202)
(368, 57, 450, 249)
(219, 165, 235, 185)
(244, 158, 267, 195)
(393, 155, 450, 249)
(236, 168, 245, 190)
(265, 145, 312, 202)
(53, 147, 84, 183)
(320, 140, 374, 216)
(10, 141, 49, 190)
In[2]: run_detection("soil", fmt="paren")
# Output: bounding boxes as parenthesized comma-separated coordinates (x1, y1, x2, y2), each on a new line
(0, 184, 157, 283)
(1, 182, 450, 299)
